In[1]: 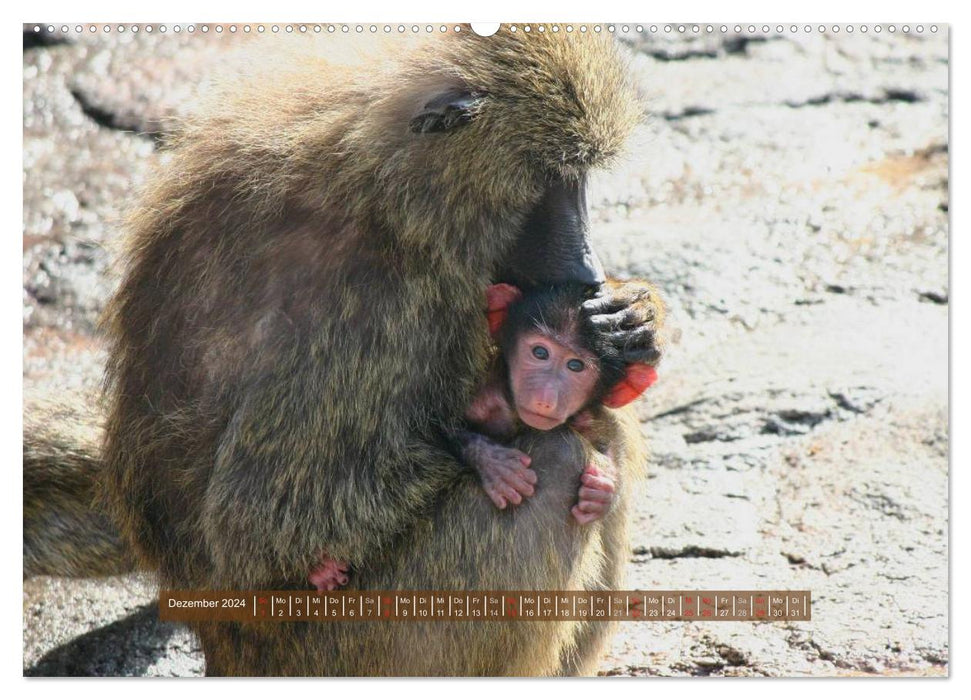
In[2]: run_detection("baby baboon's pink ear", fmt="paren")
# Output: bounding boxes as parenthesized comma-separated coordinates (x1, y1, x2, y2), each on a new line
(485, 283, 523, 337)
(602, 364, 658, 408)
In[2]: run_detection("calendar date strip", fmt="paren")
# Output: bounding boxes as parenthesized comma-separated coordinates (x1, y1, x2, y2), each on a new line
(159, 590, 811, 622)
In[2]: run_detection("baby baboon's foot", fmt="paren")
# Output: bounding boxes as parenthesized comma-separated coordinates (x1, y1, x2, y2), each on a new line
(309, 556, 349, 592)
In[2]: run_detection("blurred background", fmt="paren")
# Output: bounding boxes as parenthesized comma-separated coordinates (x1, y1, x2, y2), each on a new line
(23, 23, 948, 676)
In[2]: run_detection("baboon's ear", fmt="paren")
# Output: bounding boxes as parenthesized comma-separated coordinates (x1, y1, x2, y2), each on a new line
(602, 364, 658, 408)
(410, 89, 482, 133)
(485, 283, 523, 337)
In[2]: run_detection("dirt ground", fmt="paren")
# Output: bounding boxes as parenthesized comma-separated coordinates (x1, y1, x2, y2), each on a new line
(22, 24, 949, 676)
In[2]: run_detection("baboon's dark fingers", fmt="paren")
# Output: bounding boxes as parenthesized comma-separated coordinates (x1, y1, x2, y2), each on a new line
(581, 293, 627, 317)
(620, 344, 663, 365)
(409, 89, 481, 133)
(606, 328, 662, 365)
(589, 306, 654, 331)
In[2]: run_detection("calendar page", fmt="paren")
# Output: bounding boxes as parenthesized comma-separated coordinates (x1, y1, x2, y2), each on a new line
(22, 21, 948, 678)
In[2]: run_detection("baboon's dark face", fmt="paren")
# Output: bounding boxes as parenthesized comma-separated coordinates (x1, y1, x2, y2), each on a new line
(410, 31, 632, 293)
(495, 174, 605, 291)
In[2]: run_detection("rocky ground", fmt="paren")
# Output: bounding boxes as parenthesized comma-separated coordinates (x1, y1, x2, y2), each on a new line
(23, 24, 949, 677)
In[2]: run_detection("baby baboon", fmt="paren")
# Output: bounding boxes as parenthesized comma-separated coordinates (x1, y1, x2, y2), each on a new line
(310, 282, 660, 591)
(87, 27, 664, 675)
(458, 282, 657, 515)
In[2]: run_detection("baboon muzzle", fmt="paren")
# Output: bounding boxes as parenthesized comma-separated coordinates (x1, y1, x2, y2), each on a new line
(498, 174, 606, 291)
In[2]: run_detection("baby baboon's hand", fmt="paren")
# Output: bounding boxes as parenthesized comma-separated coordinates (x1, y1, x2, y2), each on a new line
(583, 280, 665, 366)
(309, 555, 349, 592)
(571, 464, 616, 525)
(462, 433, 537, 509)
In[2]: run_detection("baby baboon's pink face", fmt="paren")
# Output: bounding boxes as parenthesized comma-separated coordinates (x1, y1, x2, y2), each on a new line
(507, 331, 600, 430)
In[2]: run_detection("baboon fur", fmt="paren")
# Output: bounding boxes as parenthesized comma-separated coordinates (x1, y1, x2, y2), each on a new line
(24, 397, 134, 578)
(92, 27, 659, 676)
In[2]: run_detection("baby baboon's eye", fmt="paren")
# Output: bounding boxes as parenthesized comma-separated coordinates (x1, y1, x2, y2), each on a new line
(532, 346, 550, 360)
(566, 359, 585, 373)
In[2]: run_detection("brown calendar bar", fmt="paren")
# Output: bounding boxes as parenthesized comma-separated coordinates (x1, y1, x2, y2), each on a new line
(159, 590, 811, 623)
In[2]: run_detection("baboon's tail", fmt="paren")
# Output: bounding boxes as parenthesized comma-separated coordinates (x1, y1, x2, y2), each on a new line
(23, 398, 135, 578)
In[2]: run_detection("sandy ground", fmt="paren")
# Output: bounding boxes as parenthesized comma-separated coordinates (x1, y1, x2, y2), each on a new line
(22, 24, 948, 676)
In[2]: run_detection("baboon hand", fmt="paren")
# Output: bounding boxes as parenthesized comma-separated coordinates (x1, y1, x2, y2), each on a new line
(571, 464, 617, 525)
(582, 280, 665, 365)
(463, 433, 537, 509)
(479, 444, 537, 510)
(309, 555, 350, 592)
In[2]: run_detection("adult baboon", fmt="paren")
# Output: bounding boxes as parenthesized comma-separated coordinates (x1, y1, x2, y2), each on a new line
(50, 27, 664, 675)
